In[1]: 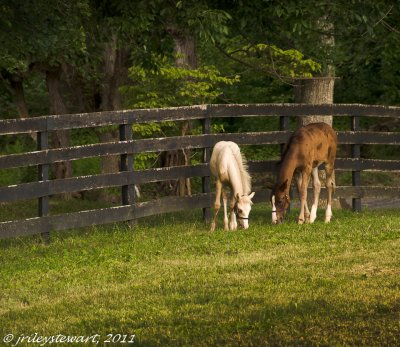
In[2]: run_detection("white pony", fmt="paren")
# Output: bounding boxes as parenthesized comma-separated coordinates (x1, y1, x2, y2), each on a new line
(210, 141, 255, 231)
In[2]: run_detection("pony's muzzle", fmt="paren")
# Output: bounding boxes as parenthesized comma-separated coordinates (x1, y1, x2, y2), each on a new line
(272, 213, 284, 224)
(239, 220, 249, 229)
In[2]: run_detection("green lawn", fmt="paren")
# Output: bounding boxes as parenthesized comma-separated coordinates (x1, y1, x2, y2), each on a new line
(1, 205, 399, 346)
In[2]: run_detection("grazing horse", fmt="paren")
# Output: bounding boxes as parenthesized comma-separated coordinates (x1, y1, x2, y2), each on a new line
(271, 122, 337, 224)
(210, 141, 255, 231)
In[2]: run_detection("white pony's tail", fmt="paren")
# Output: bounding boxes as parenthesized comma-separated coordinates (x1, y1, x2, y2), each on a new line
(232, 145, 251, 194)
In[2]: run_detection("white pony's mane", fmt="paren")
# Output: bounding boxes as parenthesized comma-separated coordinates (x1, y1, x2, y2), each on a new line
(230, 144, 251, 195)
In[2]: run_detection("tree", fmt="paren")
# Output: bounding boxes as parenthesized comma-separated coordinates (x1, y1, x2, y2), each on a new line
(121, 0, 236, 196)
(0, 0, 90, 193)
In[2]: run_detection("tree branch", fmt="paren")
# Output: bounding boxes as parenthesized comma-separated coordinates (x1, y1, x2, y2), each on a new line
(215, 43, 297, 86)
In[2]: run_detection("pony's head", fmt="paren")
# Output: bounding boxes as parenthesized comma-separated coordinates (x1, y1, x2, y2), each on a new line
(271, 179, 290, 224)
(234, 192, 255, 229)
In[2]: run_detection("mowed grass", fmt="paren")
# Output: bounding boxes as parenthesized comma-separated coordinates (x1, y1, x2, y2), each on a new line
(1, 205, 400, 346)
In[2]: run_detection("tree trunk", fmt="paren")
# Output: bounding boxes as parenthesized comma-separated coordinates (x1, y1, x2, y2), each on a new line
(294, 77, 335, 126)
(101, 34, 124, 112)
(168, 27, 198, 69)
(10, 78, 29, 118)
(294, 77, 336, 208)
(295, 15, 335, 127)
(45, 67, 73, 200)
(9, 77, 36, 141)
(97, 35, 129, 177)
(168, 27, 197, 196)
(95, 35, 130, 202)
(294, 17, 337, 207)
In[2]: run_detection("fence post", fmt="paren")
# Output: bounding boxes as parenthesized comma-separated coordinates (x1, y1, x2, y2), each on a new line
(37, 130, 50, 243)
(119, 123, 135, 217)
(202, 115, 211, 222)
(351, 115, 361, 211)
(279, 115, 290, 152)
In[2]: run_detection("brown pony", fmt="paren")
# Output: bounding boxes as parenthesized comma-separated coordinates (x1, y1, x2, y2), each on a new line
(271, 122, 337, 224)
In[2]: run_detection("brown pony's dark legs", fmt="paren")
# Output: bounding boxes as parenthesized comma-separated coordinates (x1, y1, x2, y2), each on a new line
(272, 123, 337, 225)
(298, 168, 311, 224)
(310, 167, 321, 223)
(295, 170, 311, 222)
(294, 170, 302, 196)
(325, 163, 335, 223)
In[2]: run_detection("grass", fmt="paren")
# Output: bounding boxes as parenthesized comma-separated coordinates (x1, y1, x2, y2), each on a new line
(1, 205, 400, 346)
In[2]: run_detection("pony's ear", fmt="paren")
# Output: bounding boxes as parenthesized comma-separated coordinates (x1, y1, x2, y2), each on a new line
(279, 179, 288, 192)
(248, 192, 255, 200)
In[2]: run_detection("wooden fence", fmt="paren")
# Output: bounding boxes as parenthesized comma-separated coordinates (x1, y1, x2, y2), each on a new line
(1, 103, 400, 240)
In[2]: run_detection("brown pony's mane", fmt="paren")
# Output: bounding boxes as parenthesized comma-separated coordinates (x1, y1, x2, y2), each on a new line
(278, 130, 303, 165)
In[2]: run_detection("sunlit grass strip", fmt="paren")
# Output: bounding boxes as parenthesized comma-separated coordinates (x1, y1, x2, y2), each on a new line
(1, 206, 399, 346)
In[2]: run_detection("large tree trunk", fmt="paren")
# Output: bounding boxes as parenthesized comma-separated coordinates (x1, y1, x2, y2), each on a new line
(46, 67, 73, 200)
(294, 77, 335, 126)
(95, 35, 130, 202)
(168, 27, 198, 69)
(294, 17, 337, 208)
(294, 77, 336, 209)
(97, 35, 130, 177)
(168, 27, 197, 196)
(296, 16, 335, 127)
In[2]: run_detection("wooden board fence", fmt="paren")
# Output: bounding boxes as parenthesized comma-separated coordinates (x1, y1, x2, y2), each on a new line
(0, 103, 399, 239)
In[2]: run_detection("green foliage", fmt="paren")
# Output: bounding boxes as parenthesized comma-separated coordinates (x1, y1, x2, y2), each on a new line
(134, 152, 159, 170)
(121, 54, 239, 169)
(222, 40, 321, 79)
(158, 0, 231, 44)
(0, 1, 90, 72)
(1, 0, 399, 186)
(122, 55, 239, 108)
(0, 134, 36, 185)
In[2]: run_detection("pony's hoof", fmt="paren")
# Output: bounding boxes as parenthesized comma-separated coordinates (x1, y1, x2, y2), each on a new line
(229, 222, 237, 231)
(298, 219, 305, 224)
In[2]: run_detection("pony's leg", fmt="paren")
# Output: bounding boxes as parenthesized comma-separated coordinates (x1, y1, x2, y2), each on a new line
(325, 165, 335, 223)
(210, 180, 222, 231)
(295, 171, 310, 222)
(228, 194, 237, 231)
(222, 189, 230, 231)
(295, 171, 302, 195)
(310, 167, 321, 223)
(298, 169, 311, 224)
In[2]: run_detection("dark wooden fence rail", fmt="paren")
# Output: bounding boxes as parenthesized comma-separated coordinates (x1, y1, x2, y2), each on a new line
(1, 103, 400, 239)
